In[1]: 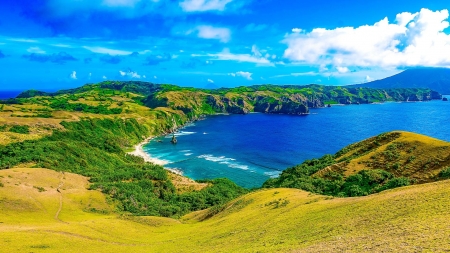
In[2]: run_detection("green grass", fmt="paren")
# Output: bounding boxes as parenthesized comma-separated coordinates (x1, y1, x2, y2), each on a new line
(1, 168, 450, 252)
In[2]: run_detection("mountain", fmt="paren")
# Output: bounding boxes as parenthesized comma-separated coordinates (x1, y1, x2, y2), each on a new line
(355, 68, 450, 94)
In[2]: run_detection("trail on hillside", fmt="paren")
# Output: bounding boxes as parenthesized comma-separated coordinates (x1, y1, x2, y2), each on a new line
(54, 172, 68, 224)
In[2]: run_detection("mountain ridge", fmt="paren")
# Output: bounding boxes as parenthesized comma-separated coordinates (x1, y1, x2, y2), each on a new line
(354, 68, 450, 94)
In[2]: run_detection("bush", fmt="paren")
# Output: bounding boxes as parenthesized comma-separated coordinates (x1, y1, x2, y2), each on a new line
(439, 167, 450, 179)
(9, 125, 30, 134)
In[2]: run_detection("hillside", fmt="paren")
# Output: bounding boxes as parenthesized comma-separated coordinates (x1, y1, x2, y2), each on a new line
(1, 168, 449, 252)
(264, 131, 450, 196)
(0, 86, 248, 218)
(355, 68, 450, 95)
(13, 81, 442, 119)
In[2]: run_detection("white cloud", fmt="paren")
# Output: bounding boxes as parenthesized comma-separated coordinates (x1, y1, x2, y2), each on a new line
(365, 75, 373, 82)
(207, 78, 214, 83)
(70, 71, 77, 80)
(8, 38, 38, 43)
(336, 66, 349, 73)
(83, 46, 132, 55)
(190, 25, 231, 43)
(193, 48, 273, 65)
(119, 69, 141, 78)
(103, 75, 107, 79)
(283, 8, 450, 69)
(27, 47, 46, 54)
(291, 28, 302, 33)
(229, 71, 253, 80)
(251, 45, 262, 57)
(180, 0, 233, 12)
(154, 76, 157, 79)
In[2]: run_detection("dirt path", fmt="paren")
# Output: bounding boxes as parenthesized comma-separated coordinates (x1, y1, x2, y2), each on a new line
(54, 172, 68, 223)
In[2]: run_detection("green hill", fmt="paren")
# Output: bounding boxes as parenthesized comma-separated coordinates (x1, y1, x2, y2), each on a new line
(264, 131, 450, 197)
(1, 168, 450, 252)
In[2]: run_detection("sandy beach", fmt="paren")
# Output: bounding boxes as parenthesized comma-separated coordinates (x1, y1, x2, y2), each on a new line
(128, 137, 183, 175)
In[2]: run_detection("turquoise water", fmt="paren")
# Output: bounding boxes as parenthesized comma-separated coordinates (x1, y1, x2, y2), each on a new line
(144, 99, 450, 188)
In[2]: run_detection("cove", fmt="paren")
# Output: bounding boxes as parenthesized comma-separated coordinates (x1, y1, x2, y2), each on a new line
(144, 99, 450, 188)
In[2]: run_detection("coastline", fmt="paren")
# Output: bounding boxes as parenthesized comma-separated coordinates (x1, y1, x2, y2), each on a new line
(128, 137, 183, 175)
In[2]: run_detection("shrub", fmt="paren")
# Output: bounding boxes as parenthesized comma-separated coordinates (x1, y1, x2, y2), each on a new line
(9, 125, 30, 134)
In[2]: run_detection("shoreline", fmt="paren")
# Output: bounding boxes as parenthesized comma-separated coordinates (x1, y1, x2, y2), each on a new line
(128, 136, 183, 175)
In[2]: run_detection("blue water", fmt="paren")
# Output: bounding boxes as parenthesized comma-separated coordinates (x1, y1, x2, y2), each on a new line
(144, 99, 450, 188)
(0, 91, 22, 99)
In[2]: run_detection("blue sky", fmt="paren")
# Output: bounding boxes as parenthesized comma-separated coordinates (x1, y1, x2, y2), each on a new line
(1, 0, 450, 91)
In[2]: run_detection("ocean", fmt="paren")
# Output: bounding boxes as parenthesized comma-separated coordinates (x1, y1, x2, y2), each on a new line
(145, 99, 450, 188)
(0, 91, 22, 99)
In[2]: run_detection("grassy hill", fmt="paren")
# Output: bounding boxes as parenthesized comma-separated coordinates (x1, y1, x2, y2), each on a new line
(1, 82, 450, 251)
(1, 168, 449, 252)
(264, 131, 450, 197)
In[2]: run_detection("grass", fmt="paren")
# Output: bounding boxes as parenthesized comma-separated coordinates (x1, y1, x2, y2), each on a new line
(326, 131, 450, 183)
(1, 168, 449, 252)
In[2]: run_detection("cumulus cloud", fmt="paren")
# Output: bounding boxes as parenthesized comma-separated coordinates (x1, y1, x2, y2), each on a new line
(180, 0, 233, 12)
(70, 71, 77, 80)
(22, 52, 78, 64)
(207, 78, 214, 83)
(336, 66, 349, 73)
(229, 71, 253, 80)
(291, 28, 302, 33)
(365, 75, 373, 82)
(119, 69, 141, 79)
(100, 54, 122, 64)
(103, 75, 107, 79)
(283, 8, 450, 69)
(144, 53, 172, 65)
(188, 25, 231, 43)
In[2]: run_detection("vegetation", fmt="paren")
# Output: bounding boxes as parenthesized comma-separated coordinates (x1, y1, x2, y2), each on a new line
(264, 131, 450, 196)
(1, 168, 450, 252)
(0, 118, 247, 217)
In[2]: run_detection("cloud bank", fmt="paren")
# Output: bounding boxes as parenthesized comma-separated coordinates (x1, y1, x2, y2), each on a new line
(283, 8, 450, 69)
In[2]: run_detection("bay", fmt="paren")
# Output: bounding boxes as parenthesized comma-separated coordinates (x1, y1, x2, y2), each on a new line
(144, 99, 450, 188)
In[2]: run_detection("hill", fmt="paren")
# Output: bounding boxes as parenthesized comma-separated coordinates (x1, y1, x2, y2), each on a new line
(355, 68, 450, 95)
(264, 131, 450, 197)
(1, 168, 450, 252)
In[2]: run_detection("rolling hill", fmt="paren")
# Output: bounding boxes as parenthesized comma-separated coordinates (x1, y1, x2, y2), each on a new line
(264, 131, 450, 197)
(355, 68, 450, 94)
(1, 168, 450, 252)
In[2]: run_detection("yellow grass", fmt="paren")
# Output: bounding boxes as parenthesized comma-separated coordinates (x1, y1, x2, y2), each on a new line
(317, 131, 450, 182)
(1, 168, 449, 252)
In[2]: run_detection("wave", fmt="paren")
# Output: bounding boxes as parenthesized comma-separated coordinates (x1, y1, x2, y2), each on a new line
(197, 154, 248, 170)
(165, 131, 196, 138)
(264, 171, 281, 178)
(180, 150, 191, 153)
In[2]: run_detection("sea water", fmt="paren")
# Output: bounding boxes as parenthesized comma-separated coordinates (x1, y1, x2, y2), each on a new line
(145, 99, 450, 188)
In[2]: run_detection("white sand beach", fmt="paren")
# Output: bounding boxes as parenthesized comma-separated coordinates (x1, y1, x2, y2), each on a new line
(128, 137, 183, 175)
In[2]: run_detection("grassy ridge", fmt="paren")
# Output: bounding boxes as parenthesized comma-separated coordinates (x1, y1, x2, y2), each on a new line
(264, 131, 450, 196)
(1, 168, 450, 252)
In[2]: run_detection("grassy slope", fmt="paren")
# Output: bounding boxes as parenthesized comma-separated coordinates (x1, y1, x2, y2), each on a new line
(1, 168, 449, 252)
(326, 131, 450, 182)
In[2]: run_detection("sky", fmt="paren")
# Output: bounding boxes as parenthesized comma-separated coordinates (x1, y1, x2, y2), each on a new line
(0, 0, 450, 91)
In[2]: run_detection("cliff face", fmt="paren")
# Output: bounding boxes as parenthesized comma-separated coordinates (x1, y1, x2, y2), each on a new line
(141, 85, 442, 119)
